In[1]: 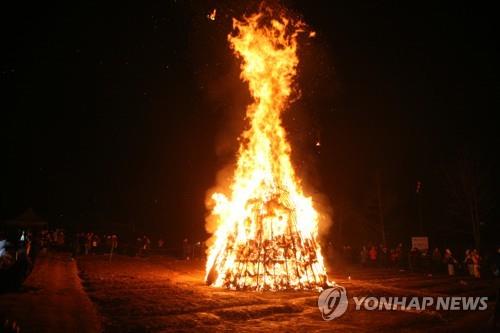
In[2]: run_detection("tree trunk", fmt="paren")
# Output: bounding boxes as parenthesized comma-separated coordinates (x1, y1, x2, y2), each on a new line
(376, 172, 386, 245)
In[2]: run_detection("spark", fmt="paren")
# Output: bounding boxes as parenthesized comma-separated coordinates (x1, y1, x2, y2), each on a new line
(207, 9, 216, 21)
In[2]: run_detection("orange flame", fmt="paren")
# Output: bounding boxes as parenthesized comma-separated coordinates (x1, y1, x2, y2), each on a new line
(207, 9, 216, 21)
(205, 7, 330, 290)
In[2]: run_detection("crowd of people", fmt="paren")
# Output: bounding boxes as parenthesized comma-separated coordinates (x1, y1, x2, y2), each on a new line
(1, 228, 207, 260)
(327, 241, 500, 279)
(72, 233, 206, 259)
(73, 232, 120, 256)
(442, 248, 483, 277)
(35, 230, 206, 259)
(4, 226, 500, 280)
(39, 229, 65, 251)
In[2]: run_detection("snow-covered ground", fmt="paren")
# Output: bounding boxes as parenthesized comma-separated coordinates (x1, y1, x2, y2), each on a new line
(76, 255, 497, 333)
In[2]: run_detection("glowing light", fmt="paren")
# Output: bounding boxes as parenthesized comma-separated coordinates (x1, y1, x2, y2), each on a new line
(208, 9, 217, 21)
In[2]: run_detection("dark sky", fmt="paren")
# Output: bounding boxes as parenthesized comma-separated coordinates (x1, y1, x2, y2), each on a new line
(1, 1, 498, 245)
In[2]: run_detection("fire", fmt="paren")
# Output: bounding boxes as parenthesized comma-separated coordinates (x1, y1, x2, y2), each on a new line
(207, 9, 216, 21)
(205, 7, 330, 290)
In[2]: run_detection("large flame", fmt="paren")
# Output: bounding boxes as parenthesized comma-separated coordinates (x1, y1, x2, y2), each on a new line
(205, 7, 329, 290)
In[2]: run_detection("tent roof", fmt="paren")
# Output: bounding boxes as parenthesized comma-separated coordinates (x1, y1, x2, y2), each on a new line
(2, 208, 48, 228)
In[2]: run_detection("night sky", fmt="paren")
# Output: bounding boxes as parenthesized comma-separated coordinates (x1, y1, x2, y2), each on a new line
(1, 1, 498, 247)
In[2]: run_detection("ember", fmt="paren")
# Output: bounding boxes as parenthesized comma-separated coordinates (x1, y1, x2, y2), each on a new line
(205, 6, 330, 291)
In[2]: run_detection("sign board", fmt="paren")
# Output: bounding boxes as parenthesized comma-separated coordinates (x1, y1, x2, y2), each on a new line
(411, 237, 429, 251)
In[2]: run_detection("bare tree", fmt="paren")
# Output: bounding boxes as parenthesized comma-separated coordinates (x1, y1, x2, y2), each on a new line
(376, 171, 386, 245)
(444, 149, 492, 249)
(363, 170, 399, 245)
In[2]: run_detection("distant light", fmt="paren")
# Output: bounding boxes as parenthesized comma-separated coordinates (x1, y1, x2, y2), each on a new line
(309, 31, 316, 38)
(207, 9, 216, 21)
(315, 141, 321, 147)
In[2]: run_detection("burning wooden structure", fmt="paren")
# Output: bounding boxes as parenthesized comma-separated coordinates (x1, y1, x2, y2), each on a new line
(205, 6, 330, 291)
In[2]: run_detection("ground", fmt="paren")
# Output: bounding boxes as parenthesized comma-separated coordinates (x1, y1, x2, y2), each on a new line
(77, 254, 498, 333)
(0, 252, 100, 333)
(1, 253, 498, 332)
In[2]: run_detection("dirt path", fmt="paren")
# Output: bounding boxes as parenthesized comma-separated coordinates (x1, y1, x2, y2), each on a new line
(0, 252, 101, 333)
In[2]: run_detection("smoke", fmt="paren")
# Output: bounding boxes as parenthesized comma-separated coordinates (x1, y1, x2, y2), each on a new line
(314, 192, 334, 240)
(204, 163, 235, 249)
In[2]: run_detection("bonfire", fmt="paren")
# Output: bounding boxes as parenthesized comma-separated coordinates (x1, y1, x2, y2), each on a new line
(205, 6, 330, 291)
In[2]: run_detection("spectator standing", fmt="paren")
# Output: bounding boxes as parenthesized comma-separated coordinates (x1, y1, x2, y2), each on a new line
(464, 249, 474, 276)
(395, 243, 404, 268)
(472, 249, 481, 278)
(409, 247, 419, 271)
(109, 234, 118, 261)
(444, 249, 457, 276)
(85, 233, 92, 255)
(360, 246, 367, 267)
(91, 234, 99, 254)
(380, 245, 388, 267)
(158, 239, 165, 249)
(136, 236, 143, 256)
(368, 246, 378, 267)
(432, 248, 442, 273)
